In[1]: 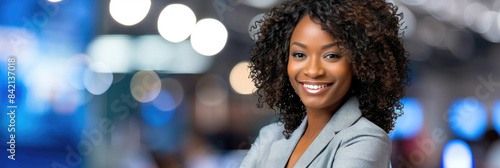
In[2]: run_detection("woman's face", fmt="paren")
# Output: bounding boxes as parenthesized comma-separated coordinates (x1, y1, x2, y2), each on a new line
(287, 15, 353, 112)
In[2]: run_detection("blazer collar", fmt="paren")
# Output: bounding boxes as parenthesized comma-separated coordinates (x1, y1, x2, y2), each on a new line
(266, 96, 362, 168)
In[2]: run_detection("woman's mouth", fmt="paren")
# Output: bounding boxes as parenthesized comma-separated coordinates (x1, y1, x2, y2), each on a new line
(300, 82, 333, 94)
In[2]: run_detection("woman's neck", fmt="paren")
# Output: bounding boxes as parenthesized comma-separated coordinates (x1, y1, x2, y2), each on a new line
(303, 97, 347, 138)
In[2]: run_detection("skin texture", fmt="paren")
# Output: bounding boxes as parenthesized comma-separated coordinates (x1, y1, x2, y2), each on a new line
(285, 15, 353, 168)
(249, 0, 410, 140)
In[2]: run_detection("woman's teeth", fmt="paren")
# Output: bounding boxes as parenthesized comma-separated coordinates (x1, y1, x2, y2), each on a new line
(303, 84, 328, 90)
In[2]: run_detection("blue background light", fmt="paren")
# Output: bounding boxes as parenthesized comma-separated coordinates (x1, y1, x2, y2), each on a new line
(448, 98, 487, 141)
(140, 90, 176, 127)
(391, 98, 424, 140)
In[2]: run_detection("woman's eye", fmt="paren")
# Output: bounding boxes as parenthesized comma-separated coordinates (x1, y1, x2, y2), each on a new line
(325, 54, 341, 59)
(292, 53, 306, 58)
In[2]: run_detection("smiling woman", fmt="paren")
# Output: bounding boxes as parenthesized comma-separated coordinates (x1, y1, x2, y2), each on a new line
(240, 0, 410, 167)
(287, 16, 353, 114)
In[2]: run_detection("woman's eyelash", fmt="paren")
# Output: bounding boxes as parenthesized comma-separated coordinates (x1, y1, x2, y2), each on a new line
(325, 54, 341, 59)
(292, 52, 306, 58)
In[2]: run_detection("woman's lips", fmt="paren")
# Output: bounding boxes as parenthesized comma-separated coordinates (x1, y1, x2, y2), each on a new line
(300, 82, 333, 94)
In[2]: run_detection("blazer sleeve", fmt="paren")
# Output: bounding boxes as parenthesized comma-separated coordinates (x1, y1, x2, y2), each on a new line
(239, 133, 261, 168)
(240, 123, 278, 168)
(331, 127, 392, 168)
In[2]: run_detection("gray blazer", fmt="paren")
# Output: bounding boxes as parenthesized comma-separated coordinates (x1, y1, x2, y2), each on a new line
(239, 97, 391, 168)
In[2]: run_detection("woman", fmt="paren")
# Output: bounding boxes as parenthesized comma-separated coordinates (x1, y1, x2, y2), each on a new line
(240, 0, 410, 167)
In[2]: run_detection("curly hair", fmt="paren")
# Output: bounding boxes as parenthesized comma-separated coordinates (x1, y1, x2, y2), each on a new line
(249, 0, 410, 139)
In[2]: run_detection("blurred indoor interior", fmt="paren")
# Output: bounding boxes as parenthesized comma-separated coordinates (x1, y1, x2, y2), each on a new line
(1, 0, 500, 167)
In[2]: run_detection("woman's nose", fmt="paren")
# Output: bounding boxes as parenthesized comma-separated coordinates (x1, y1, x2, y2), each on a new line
(304, 57, 325, 78)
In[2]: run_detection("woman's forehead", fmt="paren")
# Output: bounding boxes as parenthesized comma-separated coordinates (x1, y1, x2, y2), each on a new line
(290, 16, 337, 47)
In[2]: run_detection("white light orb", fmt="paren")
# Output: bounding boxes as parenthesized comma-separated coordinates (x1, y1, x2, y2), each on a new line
(83, 62, 114, 95)
(109, 0, 151, 26)
(464, 3, 487, 29)
(443, 140, 473, 168)
(190, 18, 228, 56)
(157, 4, 197, 43)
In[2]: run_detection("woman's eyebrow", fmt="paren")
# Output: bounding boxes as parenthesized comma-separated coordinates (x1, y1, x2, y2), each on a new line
(292, 42, 307, 49)
(321, 42, 338, 50)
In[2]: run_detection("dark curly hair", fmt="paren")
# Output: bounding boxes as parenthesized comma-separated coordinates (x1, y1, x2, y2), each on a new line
(249, 0, 410, 139)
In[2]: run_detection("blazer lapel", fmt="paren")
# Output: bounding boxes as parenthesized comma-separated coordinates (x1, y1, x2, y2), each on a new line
(293, 96, 362, 167)
(266, 116, 308, 168)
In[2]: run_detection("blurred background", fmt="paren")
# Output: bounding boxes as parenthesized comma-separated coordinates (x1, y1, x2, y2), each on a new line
(0, 0, 500, 167)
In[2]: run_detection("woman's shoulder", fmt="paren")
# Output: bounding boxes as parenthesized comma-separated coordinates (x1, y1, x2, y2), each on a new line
(336, 116, 391, 145)
(326, 117, 392, 167)
(239, 122, 286, 168)
(256, 122, 287, 141)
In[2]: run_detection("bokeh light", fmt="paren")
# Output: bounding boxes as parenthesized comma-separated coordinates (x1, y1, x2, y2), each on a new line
(83, 62, 114, 95)
(480, 12, 500, 43)
(109, 0, 151, 26)
(150, 89, 176, 112)
(195, 93, 229, 133)
(248, 13, 265, 41)
(464, 3, 487, 31)
(130, 70, 161, 103)
(158, 78, 184, 111)
(391, 98, 423, 140)
(426, 0, 462, 24)
(196, 75, 228, 106)
(229, 61, 255, 95)
(476, 11, 496, 34)
(493, 100, 500, 135)
(141, 90, 175, 127)
(497, 12, 500, 34)
(242, 0, 280, 9)
(448, 98, 487, 141)
(397, 6, 417, 37)
(442, 139, 473, 168)
(418, 16, 447, 48)
(190, 18, 228, 56)
(194, 75, 229, 132)
(157, 4, 196, 43)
